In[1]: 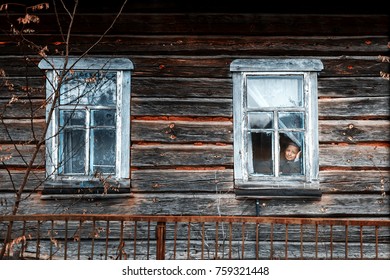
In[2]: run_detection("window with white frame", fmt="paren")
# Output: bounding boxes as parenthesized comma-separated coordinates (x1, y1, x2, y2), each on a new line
(39, 57, 133, 185)
(231, 59, 323, 189)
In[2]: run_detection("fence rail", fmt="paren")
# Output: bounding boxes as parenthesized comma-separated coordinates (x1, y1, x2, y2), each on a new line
(1, 214, 389, 260)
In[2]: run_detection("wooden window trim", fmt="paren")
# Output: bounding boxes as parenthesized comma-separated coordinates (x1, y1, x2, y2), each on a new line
(38, 57, 133, 195)
(231, 59, 323, 198)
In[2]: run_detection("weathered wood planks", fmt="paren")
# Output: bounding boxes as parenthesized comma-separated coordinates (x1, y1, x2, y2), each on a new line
(0, 8, 388, 224)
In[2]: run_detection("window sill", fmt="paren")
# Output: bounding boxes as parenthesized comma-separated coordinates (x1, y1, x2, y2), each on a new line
(41, 178, 130, 200)
(234, 181, 321, 200)
(40, 193, 132, 200)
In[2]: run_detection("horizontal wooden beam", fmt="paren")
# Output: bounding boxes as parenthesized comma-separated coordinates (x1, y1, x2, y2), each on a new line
(0, 56, 387, 78)
(0, 35, 388, 56)
(1, 193, 388, 217)
(1, 14, 388, 36)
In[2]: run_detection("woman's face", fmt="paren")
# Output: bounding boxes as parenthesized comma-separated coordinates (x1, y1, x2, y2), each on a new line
(284, 144, 299, 161)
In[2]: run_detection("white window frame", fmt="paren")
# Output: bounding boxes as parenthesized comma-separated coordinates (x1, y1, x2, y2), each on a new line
(231, 59, 323, 188)
(39, 57, 133, 182)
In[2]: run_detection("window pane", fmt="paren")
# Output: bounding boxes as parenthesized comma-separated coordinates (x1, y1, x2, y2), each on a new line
(60, 71, 117, 106)
(278, 112, 304, 129)
(59, 129, 86, 174)
(251, 132, 273, 175)
(279, 132, 304, 175)
(247, 76, 303, 108)
(59, 110, 85, 127)
(248, 112, 273, 129)
(91, 128, 116, 174)
(91, 110, 116, 127)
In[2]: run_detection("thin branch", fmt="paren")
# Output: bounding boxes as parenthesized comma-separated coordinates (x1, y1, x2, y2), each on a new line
(52, 0, 66, 43)
(1, 0, 129, 259)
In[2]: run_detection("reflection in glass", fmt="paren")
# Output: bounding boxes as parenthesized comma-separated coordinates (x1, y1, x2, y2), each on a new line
(278, 112, 304, 129)
(60, 110, 85, 127)
(59, 129, 86, 174)
(91, 110, 116, 126)
(91, 129, 116, 174)
(60, 71, 117, 106)
(59, 110, 86, 174)
(248, 112, 273, 129)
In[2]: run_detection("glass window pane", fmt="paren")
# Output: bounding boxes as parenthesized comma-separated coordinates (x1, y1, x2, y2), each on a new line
(251, 132, 273, 175)
(278, 112, 304, 129)
(60, 71, 117, 106)
(89, 72, 116, 106)
(59, 110, 85, 127)
(59, 129, 86, 174)
(91, 110, 116, 127)
(247, 76, 303, 108)
(279, 132, 304, 175)
(248, 112, 273, 129)
(91, 128, 116, 174)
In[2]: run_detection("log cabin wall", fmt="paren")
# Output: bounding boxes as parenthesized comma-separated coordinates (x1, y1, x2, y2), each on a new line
(0, 1, 389, 218)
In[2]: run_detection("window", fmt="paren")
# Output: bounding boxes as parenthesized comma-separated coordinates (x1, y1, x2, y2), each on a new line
(230, 59, 323, 194)
(39, 57, 133, 191)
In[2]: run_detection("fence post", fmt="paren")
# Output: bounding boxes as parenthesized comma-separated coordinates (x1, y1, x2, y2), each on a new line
(156, 222, 166, 260)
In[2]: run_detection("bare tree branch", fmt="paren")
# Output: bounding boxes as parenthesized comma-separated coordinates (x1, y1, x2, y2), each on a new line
(0, 0, 129, 259)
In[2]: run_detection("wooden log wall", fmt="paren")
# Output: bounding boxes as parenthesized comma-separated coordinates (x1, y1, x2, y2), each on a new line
(0, 2, 389, 221)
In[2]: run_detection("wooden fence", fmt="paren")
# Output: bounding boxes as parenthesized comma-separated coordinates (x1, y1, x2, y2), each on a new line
(1, 215, 389, 260)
